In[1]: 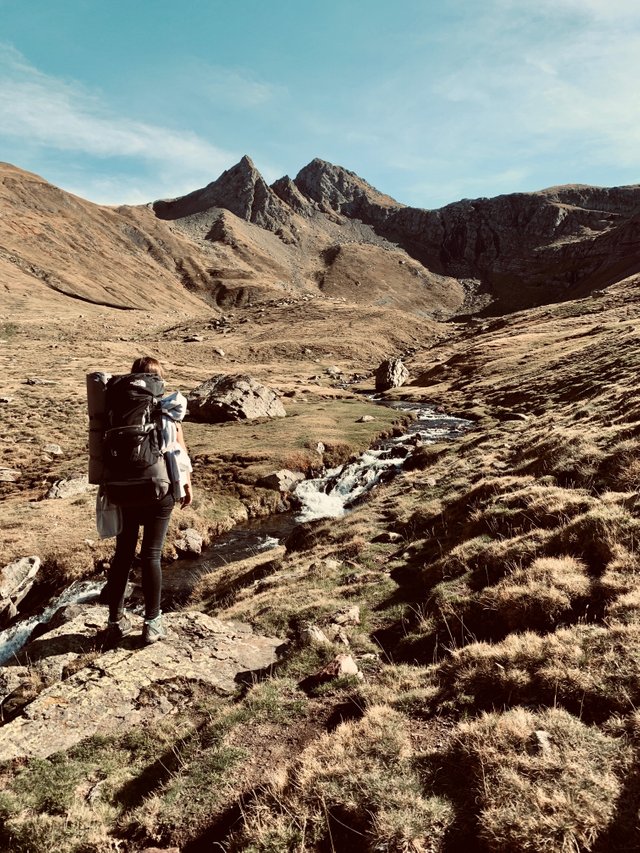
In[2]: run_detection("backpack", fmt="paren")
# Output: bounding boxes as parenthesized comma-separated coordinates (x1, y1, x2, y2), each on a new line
(102, 373, 170, 503)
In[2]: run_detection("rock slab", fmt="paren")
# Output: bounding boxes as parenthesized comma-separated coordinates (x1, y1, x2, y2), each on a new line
(258, 469, 305, 492)
(188, 374, 287, 422)
(0, 607, 282, 760)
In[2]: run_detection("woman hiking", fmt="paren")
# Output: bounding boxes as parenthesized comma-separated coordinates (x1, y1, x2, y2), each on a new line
(98, 355, 192, 645)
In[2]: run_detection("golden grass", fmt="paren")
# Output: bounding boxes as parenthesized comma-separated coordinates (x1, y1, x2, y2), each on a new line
(456, 707, 627, 853)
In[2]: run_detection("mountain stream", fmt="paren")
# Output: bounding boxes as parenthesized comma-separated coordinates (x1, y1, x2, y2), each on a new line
(0, 401, 470, 664)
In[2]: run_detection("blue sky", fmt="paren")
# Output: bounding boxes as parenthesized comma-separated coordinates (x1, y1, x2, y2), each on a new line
(1, 0, 639, 208)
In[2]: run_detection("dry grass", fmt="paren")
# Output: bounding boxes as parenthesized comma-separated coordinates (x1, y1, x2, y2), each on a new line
(456, 707, 627, 853)
(478, 556, 590, 631)
(230, 705, 454, 853)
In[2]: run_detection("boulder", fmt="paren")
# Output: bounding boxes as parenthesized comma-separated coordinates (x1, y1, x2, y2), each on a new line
(188, 374, 287, 422)
(0, 555, 40, 603)
(174, 528, 204, 557)
(258, 469, 305, 492)
(375, 358, 409, 392)
(0, 468, 20, 482)
(357, 415, 376, 423)
(45, 475, 94, 499)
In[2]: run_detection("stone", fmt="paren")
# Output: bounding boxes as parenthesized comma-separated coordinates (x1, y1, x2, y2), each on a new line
(0, 396, 13, 403)
(333, 605, 361, 626)
(495, 407, 529, 422)
(0, 468, 20, 482)
(316, 442, 325, 455)
(373, 531, 402, 543)
(0, 556, 41, 602)
(45, 475, 94, 499)
(326, 366, 342, 376)
(43, 443, 63, 456)
(316, 653, 362, 680)
(325, 624, 350, 646)
(258, 469, 305, 492)
(214, 347, 226, 357)
(375, 358, 409, 392)
(174, 528, 204, 557)
(304, 624, 331, 645)
(188, 374, 287, 422)
(24, 377, 54, 385)
(184, 334, 203, 342)
(531, 729, 552, 753)
(0, 607, 282, 761)
(357, 415, 376, 423)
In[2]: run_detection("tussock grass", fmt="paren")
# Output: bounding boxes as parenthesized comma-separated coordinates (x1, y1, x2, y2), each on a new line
(437, 623, 640, 721)
(456, 707, 627, 853)
(229, 705, 454, 853)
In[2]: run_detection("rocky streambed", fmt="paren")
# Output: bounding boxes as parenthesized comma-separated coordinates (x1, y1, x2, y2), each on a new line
(0, 401, 470, 671)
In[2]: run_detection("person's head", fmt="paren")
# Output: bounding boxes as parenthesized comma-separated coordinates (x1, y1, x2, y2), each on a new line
(131, 355, 165, 378)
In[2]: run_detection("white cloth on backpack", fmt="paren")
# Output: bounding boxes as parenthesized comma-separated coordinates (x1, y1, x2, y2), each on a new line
(159, 391, 192, 500)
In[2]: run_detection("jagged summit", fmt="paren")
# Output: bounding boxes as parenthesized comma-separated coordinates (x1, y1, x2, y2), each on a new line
(153, 156, 400, 227)
(293, 158, 401, 211)
(153, 155, 289, 229)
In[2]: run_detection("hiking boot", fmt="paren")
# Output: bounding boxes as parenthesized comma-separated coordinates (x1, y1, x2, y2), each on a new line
(142, 614, 167, 645)
(102, 614, 133, 646)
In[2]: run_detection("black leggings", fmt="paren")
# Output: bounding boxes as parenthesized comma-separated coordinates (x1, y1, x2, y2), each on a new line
(107, 492, 174, 621)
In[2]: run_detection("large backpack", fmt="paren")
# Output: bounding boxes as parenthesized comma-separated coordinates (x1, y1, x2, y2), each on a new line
(102, 373, 170, 503)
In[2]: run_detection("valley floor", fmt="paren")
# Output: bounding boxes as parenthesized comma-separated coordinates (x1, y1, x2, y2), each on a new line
(2, 278, 640, 851)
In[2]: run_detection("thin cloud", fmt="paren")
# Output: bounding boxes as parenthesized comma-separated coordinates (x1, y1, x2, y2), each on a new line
(195, 64, 286, 108)
(0, 44, 236, 195)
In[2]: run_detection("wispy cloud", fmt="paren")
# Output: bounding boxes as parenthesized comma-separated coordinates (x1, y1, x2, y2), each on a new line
(194, 64, 286, 108)
(0, 44, 238, 201)
(347, 0, 640, 203)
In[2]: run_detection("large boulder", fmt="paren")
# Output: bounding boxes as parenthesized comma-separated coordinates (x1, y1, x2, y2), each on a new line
(258, 469, 305, 492)
(188, 374, 287, 422)
(375, 358, 409, 392)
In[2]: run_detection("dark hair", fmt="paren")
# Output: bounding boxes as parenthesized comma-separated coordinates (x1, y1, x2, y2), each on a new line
(131, 356, 165, 378)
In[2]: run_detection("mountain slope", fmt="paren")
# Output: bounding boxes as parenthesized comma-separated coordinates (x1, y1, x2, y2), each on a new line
(0, 163, 251, 316)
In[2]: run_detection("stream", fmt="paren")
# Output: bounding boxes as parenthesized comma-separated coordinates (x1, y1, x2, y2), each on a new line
(0, 401, 471, 664)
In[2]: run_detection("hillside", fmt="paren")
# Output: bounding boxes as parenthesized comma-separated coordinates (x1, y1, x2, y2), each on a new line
(1, 161, 640, 851)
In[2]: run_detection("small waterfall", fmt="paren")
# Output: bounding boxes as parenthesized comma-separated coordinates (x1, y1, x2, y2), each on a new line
(294, 404, 470, 523)
(0, 579, 104, 666)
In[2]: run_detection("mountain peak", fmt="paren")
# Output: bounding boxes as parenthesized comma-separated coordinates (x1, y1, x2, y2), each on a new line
(294, 158, 400, 211)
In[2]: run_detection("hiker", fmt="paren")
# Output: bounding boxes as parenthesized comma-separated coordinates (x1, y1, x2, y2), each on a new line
(97, 356, 192, 645)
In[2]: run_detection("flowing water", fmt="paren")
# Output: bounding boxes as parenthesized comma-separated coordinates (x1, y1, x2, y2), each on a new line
(0, 401, 471, 661)
(0, 579, 103, 666)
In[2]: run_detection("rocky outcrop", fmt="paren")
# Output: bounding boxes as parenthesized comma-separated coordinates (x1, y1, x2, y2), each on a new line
(0, 607, 282, 760)
(0, 556, 41, 627)
(375, 358, 409, 392)
(188, 374, 287, 422)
